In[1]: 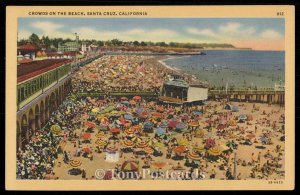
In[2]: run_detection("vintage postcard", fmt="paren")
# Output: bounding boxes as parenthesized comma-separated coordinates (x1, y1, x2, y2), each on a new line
(6, 6, 295, 190)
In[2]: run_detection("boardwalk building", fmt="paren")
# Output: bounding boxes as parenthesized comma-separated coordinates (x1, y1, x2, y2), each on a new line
(17, 59, 73, 150)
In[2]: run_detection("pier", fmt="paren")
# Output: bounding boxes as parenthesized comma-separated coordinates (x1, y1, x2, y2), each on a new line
(209, 89, 285, 105)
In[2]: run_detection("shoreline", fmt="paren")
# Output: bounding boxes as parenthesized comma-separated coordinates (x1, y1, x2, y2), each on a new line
(157, 55, 209, 85)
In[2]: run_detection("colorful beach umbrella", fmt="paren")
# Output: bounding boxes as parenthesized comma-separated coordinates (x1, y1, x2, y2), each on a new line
(208, 146, 223, 156)
(144, 121, 154, 130)
(110, 128, 121, 134)
(95, 139, 108, 148)
(124, 128, 135, 136)
(143, 147, 154, 154)
(155, 127, 166, 135)
(187, 151, 202, 161)
(133, 96, 142, 101)
(159, 121, 169, 129)
(123, 140, 135, 148)
(168, 120, 177, 128)
(178, 138, 189, 146)
(193, 144, 205, 153)
(136, 141, 148, 148)
(176, 123, 187, 130)
(246, 134, 256, 139)
(173, 146, 187, 154)
(69, 160, 82, 167)
(85, 121, 96, 128)
(82, 132, 91, 140)
(95, 132, 105, 139)
(124, 114, 134, 120)
(50, 124, 61, 135)
(121, 161, 139, 171)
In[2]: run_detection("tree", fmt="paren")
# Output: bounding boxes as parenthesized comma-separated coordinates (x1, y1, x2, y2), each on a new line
(133, 41, 140, 46)
(111, 39, 123, 46)
(29, 33, 40, 46)
(140, 41, 147, 46)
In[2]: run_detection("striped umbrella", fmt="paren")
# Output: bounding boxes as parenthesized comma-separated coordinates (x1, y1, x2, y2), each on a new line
(187, 151, 202, 161)
(193, 144, 205, 153)
(95, 139, 108, 148)
(143, 147, 154, 154)
(69, 160, 82, 167)
(50, 124, 61, 135)
(208, 146, 223, 156)
(95, 132, 105, 139)
(123, 139, 135, 148)
(124, 128, 135, 136)
(132, 125, 142, 132)
(136, 141, 148, 148)
(131, 136, 142, 143)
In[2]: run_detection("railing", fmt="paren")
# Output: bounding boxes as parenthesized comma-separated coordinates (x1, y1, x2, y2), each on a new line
(74, 91, 158, 98)
(209, 89, 285, 96)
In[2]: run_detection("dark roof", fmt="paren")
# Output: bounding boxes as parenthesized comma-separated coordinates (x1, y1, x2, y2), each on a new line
(17, 59, 72, 83)
(17, 43, 39, 51)
(19, 59, 33, 64)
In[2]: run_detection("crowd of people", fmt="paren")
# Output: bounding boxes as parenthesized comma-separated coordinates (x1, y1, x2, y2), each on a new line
(16, 55, 285, 180)
(72, 55, 169, 93)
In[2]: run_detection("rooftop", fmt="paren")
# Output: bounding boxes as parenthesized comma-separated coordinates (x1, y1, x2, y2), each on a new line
(17, 59, 72, 83)
(17, 43, 39, 51)
(164, 79, 189, 88)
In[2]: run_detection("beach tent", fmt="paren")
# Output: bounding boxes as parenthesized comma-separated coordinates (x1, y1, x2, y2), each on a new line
(105, 147, 119, 162)
(225, 104, 232, 110)
(121, 161, 139, 172)
(239, 114, 247, 121)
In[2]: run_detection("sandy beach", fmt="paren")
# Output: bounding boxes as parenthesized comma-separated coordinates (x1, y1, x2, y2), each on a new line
(17, 55, 285, 181)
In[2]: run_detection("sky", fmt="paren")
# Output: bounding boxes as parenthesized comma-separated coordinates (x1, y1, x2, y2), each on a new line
(18, 18, 285, 51)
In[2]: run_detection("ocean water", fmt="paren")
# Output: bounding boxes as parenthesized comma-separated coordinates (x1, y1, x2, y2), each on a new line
(163, 50, 285, 89)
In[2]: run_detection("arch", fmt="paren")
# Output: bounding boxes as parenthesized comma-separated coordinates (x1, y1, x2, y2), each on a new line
(21, 114, 28, 149)
(34, 104, 40, 130)
(49, 92, 57, 115)
(40, 100, 45, 127)
(45, 96, 50, 122)
(17, 121, 21, 151)
(60, 85, 64, 103)
(28, 109, 35, 137)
